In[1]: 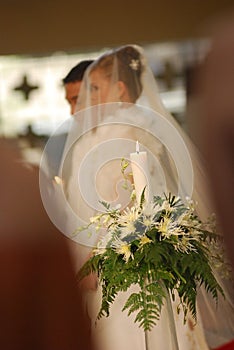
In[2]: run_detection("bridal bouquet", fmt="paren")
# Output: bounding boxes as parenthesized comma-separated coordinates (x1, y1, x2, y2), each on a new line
(77, 187, 228, 331)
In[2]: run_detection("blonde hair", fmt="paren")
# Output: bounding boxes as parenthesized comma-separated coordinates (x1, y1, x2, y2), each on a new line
(91, 45, 144, 102)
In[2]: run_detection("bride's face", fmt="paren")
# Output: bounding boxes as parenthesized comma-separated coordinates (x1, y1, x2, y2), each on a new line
(89, 68, 120, 105)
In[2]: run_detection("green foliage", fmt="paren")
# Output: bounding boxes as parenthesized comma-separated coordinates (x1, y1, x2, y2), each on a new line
(77, 193, 228, 331)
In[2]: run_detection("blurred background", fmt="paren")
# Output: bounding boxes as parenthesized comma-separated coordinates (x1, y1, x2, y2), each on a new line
(1, 0, 233, 165)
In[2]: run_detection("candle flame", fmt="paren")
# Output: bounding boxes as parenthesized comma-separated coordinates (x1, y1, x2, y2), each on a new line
(136, 140, 139, 154)
(54, 176, 63, 185)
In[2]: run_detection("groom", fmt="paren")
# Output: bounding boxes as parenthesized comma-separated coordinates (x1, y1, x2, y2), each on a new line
(44, 59, 93, 180)
(63, 60, 93, 116)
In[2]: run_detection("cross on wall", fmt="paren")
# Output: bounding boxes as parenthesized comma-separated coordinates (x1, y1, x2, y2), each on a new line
(13, 75, 39, 100)
(156, 60, 181, 90)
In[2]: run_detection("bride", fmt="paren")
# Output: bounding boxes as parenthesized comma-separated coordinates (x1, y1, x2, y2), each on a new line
(52, 45, 234, 349)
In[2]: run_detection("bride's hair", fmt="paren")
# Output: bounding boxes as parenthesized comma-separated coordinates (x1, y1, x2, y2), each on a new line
(91, 45, 144, 102)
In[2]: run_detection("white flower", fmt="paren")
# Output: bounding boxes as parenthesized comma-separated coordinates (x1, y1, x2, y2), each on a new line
(139, 235, 152, 247)
(93, 246, 106, 255)
(118, 206, 139, 236)
(157, 216, 172, 236)
(142, 216, 154, 228)
(141, 203, 156, 228)
(161, 200, 172, 212)
(129, 59, 139, 70)
(122, 206, 139, 222)
(121, 222, 136, 236)
(112, 239, 133, 262)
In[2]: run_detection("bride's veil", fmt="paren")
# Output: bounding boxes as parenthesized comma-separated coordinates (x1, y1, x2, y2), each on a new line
(78, 45, 213, 213)
(40, 44, 234, 347)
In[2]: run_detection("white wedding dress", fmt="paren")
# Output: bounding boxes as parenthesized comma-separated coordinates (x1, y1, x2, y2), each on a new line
(64, 104, 210, 350)
(85, 284, 209, 350)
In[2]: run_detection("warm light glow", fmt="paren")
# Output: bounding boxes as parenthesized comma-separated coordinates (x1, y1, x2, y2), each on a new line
(54, 176, 63, 185)
(0, 39, 209, 137)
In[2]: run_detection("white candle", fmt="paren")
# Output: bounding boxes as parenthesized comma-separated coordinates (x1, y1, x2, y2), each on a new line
(130, 141, 151, 204)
